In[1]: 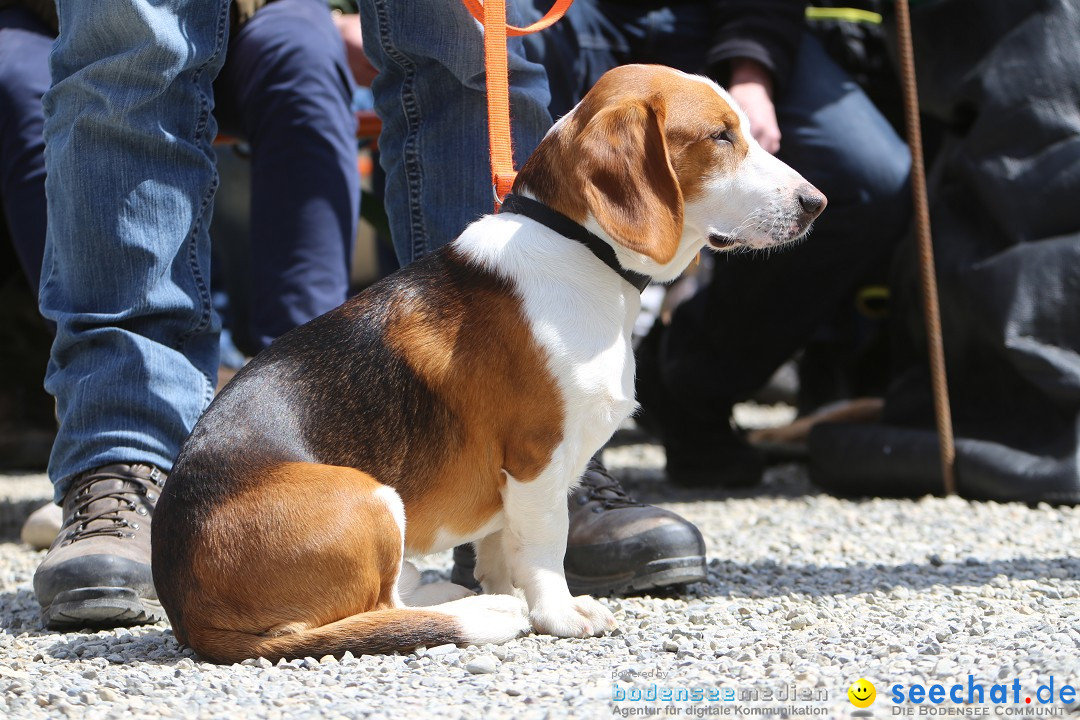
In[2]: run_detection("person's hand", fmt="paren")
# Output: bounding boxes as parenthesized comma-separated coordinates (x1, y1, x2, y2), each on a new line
(727, 58, 781, 154)
(332, 11, 379, 87)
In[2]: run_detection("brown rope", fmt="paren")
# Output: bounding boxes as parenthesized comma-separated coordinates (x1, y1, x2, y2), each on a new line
(893, 0, 957, 495)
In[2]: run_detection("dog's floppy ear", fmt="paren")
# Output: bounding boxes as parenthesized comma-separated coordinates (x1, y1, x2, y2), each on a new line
(578, 93, 683, 265)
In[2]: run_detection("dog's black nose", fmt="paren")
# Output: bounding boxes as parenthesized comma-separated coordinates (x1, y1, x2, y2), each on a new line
(797, 186, 827, 219)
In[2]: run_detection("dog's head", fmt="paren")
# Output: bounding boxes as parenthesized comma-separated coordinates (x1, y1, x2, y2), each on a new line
(514, 64, 826, 282)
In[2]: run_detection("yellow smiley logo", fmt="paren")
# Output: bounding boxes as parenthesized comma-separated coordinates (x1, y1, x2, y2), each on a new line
(848, 679, 877, 708)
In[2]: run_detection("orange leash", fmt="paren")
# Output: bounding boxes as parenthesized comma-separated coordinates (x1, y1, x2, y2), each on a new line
(461, 0, 574, 208)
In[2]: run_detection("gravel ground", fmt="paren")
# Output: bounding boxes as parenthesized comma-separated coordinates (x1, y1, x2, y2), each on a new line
(2, 429, 1079, 720)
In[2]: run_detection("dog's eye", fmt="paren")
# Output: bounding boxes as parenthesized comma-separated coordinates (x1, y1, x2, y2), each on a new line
(710, 129, 733, 144)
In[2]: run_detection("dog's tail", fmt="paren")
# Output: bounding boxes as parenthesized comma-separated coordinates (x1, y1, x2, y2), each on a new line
(186, 595, 530, 664)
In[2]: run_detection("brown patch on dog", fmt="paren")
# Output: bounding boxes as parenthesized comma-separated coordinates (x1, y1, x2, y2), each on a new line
(166, 462, 470, 663)
(157, 245, 565, 577)
(516, 64, 749, 263)
(661, 76, 749, 204)
(383, 251, 565, 552)
(579, 95, 683, 265)
(184, 464, 400, 637)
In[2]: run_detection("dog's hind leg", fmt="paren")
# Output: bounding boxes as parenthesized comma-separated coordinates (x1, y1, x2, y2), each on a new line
(172, 463, 529, 662)
(396, 561, 475, 606)
(378, 489, 476, 608)
(420, 593, 531, 645)
(372, 483, 527, 646)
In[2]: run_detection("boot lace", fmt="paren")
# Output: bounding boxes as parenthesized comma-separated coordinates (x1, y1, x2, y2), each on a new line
(578, 458, 643, 510)
(62, 467, 161, 545)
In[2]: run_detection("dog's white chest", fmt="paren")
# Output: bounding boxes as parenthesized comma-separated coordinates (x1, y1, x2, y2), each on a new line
(564, 337, 637, 449)
(525, 284, 640, 472)
(454, 215, 642, 459)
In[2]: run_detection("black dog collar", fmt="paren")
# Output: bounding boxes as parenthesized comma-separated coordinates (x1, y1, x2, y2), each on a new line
(499, 194, 652, 293)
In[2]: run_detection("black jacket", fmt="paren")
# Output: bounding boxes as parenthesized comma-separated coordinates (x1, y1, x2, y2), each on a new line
(603, 0, 808, 91)
(706, 0, 807, 91)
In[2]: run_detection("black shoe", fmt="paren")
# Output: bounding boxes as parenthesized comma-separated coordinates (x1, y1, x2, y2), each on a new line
(451, 458, 708, 596)
(450, 544, 482, 592)
(33, 463, 166, 629)
(565, 457, 707, 595)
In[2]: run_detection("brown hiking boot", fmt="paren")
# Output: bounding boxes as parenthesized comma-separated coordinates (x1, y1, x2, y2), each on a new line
(33, 463, 166, 629)
(452, 457, 707, 596)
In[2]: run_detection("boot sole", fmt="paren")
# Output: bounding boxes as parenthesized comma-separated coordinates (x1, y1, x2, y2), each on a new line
(41, 587, 165, 630)
(566, 555, 707, 597)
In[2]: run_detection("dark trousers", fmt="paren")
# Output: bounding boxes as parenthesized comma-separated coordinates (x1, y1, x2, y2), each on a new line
(0, 6, 51, 294)
(213, 0, 359, 352)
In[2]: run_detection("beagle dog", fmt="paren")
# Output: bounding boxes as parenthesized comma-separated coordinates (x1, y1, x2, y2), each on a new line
(151, 64, 825, 663)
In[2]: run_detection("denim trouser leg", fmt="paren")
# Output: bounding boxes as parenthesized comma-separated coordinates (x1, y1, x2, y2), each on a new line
(40, 0, 231, 499)
(0, 7, 53, 294)
(214, 0, 358, 352)
(358, 0, 552, 264)
(662, 34, 912, 412)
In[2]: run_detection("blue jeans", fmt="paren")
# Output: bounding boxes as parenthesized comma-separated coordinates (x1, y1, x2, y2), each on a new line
(358, 0, 553, 264)
(40, 0, 231, 498)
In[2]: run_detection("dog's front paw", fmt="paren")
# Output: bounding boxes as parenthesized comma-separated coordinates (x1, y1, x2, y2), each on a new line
(530, 595, 617, 638)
